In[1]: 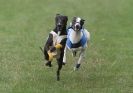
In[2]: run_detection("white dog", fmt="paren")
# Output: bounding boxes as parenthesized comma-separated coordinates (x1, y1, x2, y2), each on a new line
(63, 17, 90, 70)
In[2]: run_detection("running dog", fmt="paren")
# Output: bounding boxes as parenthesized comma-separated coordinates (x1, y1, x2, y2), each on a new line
(63, 17, 90, 70)
(41, 14, 68, 80)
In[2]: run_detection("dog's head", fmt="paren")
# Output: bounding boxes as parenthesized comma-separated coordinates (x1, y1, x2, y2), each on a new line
(71, 17, 85, 31)
(54, 14, 68, 35)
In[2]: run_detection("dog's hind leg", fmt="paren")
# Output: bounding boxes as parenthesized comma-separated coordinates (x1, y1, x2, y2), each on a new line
(57, 60, 63, 81)
(56, 51, 64, 80)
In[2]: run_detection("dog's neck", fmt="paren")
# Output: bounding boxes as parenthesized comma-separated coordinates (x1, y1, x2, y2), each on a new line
(68, 28, 83, 44)
(53, 27, 67, 35)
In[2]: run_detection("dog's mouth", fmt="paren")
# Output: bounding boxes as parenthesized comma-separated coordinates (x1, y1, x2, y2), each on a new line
(58, 27, 63, 31)
(75, 24, 81, 31)
(57, 27, 62, 35)
(57, 24, 63, 30)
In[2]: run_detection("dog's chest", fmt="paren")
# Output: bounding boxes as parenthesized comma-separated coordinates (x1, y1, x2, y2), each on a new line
(69, 30, 83, 43)
(49, 31, 66, 59)
(50, 31, 66, 46)
(66, 28, 89, 49)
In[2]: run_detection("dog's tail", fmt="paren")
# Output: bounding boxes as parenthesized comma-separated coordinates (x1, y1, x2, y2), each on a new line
(40, 47, 44, 53)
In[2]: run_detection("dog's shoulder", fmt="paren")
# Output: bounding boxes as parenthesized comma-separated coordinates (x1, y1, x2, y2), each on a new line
(82, 28, 88, 32)
(45, 30, 57, 44)
(50, 30, 57, 36)
(67, 27, 74, 35)
(82, 28, 90, 41)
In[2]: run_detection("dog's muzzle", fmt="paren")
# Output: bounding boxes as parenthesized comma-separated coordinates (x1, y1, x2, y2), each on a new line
(75, 23, 81, 31)
(57, 23, 63, 34)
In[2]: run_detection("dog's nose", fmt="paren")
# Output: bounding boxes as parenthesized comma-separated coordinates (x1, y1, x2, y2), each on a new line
(57, 22, 62, 27)
(75, 25, 80, 29)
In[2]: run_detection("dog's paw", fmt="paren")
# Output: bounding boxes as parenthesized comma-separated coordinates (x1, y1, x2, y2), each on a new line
(45, 61, 52, 67)
(50, 47, 56, 52)
(76, 64, 80, 68)
(62, 62, 66, 65)
(74, 64, 80, 71)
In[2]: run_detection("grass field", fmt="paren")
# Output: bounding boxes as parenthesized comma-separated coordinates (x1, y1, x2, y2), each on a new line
(0, 0, 133, 93)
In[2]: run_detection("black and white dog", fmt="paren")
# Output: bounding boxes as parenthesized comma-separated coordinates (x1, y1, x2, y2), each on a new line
(41, 14, 68, 80)
(63, 17, 90, 70)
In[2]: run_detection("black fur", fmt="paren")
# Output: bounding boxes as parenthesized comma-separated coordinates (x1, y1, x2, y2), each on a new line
(42, 14, 68, 81)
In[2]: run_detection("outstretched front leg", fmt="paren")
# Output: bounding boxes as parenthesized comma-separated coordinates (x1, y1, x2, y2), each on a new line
(74, 49, 85, 71)
(43, 34, 53, 67)
(44, 49, 53, 67)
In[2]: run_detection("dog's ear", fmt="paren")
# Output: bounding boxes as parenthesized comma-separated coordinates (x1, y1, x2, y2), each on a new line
(81, 19, 85, 22)
(55, 14, 61, 23)
(55, 14, 61, 19)
(56, 14, 60, 16)
(81, 19, 85, 26)
(72, 17, 76, 21)
(64, 16, 68, 22)
(72, 17, 76, 24)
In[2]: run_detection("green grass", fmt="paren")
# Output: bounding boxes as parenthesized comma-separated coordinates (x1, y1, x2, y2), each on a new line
(0, 0, 133, 93)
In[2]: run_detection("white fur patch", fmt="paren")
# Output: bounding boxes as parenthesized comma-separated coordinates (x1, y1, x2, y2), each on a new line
(76, 17, 81, 23)
(50, 31, 66, 46)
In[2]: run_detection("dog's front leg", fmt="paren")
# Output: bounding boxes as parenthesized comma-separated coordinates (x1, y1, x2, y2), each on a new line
(74, 49, 85, 70)
(63, 46, 67, 65)
(44, 34, 53, 67)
